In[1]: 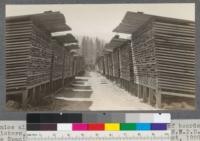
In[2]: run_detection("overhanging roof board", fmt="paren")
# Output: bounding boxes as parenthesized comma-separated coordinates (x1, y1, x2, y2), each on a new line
(74, 55, 82, 57)
(70, 50, 79, 55)
(65, 34, 78, 43)
(113, 12, 152, 34)
(64, 44, 79, 50)
(107, 38, 129, 50)
(53, 34, 78, 45)
(103, 46, 112, 54)
(113, 11, 194, 34)
(6, 11, 71, 33)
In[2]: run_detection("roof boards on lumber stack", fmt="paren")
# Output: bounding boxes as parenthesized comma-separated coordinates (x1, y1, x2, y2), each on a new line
(131, 21, 156, 88)
(73, 56, 85, 75)
(112, 47, 120, 78)
(51, 40, 64, 81)
(53, 34, 79, 79)
(6, 11, 71, 95)
(103, 49, 111, 77)
(105, 36, 133, 81)
(114, 11, 195, 100)
(118, 40, 132, 81)
(107, 53, 113, 78)
(63, 49, 72, 79)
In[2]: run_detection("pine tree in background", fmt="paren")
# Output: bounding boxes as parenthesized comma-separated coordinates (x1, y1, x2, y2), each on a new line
(78, 36, 105, 71)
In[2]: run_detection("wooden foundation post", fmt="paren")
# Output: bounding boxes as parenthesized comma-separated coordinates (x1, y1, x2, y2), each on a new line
(143, 86, 147, 102)
(22, 89, 28, 107)
(136, 84, 140, 97)
(156, 90, 162, 108)
(39, 84, 42, 98)
(148, 89, 152, 105)
(32, 87, 36, 105)
(138, 85, 141, 98)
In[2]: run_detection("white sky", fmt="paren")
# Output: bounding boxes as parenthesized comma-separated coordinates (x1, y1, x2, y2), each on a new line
(6, 4, 195, 41)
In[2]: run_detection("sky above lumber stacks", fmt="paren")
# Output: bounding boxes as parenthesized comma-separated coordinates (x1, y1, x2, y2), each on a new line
(6, 4, 194, 42)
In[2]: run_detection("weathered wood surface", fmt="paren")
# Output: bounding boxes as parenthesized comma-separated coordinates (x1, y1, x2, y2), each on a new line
(63, 49, 72, 79)
(131, 18, 195, 96)
(131, 21, 156, 88)
(96, 56, 105, 74)
(119, 42, 133, 81)
(112, 48, 120, 78)
(6, 20, 52, 92)
(73, 56, 85, 75)
(153, 20, 195, 95)
(107, 53, 113, 77)
(51, 40, 64, 81)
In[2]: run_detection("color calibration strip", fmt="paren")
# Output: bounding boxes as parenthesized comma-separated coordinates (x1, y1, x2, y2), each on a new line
(27, 113, 171, 123)
(27, 123, 168, 131)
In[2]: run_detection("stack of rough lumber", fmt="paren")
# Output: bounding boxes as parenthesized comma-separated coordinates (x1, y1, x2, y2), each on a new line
(153, 18, 195, 96)
(6, 19, 52, 94)
(51, 40, 64, 81)
(131, 22, 156, 88)
(119, 41, 133, 81)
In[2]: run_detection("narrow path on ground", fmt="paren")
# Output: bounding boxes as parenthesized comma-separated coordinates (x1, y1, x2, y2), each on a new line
(54, 71, 157, 111)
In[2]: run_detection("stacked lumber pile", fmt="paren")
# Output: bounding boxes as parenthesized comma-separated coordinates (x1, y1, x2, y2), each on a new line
(112, 48, 120, 78)
(132, 17, 195, 96)
(6, 11, 71, 100)
(70, 52, 76, 77)
(111, 12, 196, 107)
(6, 20, 32, 92)
(132, 22, 156, 88)
(104, 37, 133, 81)
(79, 56, 85, 74)
(6, 19, 52, 94)
(103, 53, 109, 76)
(113, 12, 195, 105)
(96, 56, 105, 74)
(29, 24, 52, 86)
(153, 18, 195, 96)
(53, 34, 79, 79)
(63, 49, 71, 79)
(73, 56, 85, 75)
(97, 37, 133, 82)
(119, 41, 133, 81)
(107, 53, 113, 77)
(51, 40, 64, 81)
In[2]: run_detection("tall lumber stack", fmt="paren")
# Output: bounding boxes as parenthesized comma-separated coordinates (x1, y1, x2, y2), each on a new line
(104, 36, 133, 91)
(131, 22, 156, 89)
(6, 15, 53, 95)
(153, 18, 195, 98)
(79, 56, 85, 74)
(6, 11, 71, 104)
(73, 56, 85, 75)
(53, 34, 79, 83)
(103, 50, 110, 77)
(30, 24, 52, 86)
(6, 20, 33, 94)
(96, 56, 105, 74)
(118, 41, 133, 91)
(112, 47, 120, 79)
(50, 40, 65, 91)
(107, 53, 113, 78)
(63, 49, 71, 79)
(102, 45, 113, 79)
(119, 41, 132, 82)
(113, 11, 195, 108)
(69, 52, 75, 77)
(51, 40, 64, 81)
(95, 36, 133, 91)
